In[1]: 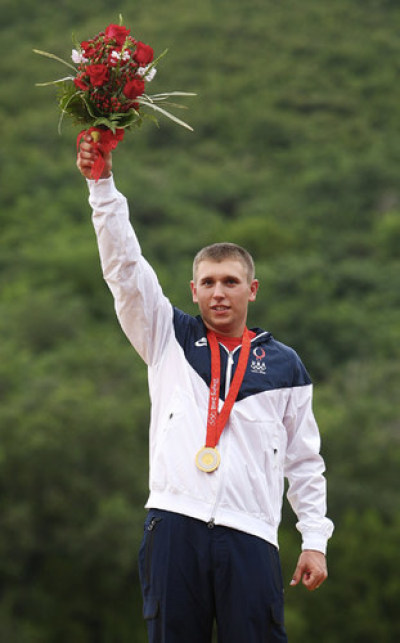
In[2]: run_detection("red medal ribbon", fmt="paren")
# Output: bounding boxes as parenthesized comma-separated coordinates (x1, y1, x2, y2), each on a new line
(77, 127, 125, 182)
(205, 327, 251, 448)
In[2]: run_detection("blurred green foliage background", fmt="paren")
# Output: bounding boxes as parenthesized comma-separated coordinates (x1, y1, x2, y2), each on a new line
(1, 0, 400, 640)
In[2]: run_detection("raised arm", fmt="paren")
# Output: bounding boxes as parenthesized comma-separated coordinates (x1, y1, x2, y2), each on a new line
(77, 136, 173, 365)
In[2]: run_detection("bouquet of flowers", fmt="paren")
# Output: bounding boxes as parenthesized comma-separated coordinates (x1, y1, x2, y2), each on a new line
(34, 18, 195, 180)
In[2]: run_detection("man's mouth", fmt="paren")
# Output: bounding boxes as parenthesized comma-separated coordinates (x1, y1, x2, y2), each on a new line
(212, 306, 229, 311)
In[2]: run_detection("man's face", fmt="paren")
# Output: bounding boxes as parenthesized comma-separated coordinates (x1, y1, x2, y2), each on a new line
(190, 259, 259, 337)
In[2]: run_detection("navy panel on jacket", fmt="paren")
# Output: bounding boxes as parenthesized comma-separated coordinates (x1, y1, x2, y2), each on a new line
(172, 307, 311, 402)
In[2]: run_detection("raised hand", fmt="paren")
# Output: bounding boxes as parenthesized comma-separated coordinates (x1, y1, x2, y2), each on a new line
(76, 133, 112, 180)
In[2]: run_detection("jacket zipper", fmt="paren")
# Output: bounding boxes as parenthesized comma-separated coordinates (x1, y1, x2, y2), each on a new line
(206, 335, 270, 528)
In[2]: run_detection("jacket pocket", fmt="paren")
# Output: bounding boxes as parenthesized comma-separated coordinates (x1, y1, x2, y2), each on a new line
(230, 419, 285, 523)
(151, 389, 217, 502)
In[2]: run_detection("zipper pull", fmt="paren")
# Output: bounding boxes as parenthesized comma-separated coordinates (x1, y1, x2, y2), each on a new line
(207, 518, 215, 529)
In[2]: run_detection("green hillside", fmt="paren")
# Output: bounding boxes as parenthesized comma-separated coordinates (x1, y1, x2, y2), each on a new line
(1, 0, 400, 640)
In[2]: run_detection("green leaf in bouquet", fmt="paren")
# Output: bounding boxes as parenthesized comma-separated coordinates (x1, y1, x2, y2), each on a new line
(138, 95, 194, 131)
(57, 83, 94, 132)
(33, 49, 77, 72)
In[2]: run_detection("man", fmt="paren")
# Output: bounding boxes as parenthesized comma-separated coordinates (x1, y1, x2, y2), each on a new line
(77, 135, 334, 643)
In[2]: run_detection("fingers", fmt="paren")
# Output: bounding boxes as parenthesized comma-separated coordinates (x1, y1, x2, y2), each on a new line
(76, 135, 96, 178)
(301, 567, 326, 591)
(289, 565, 302, 588)
(290, 550, 328, 592)
(76, 133, 112, 180)
(76, 134, 97, 178)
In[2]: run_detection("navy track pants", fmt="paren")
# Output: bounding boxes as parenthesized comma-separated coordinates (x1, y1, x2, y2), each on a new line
(138, 509, 288, 643)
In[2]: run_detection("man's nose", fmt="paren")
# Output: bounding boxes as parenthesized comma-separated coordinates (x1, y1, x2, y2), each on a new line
(212, 282, 225, 298)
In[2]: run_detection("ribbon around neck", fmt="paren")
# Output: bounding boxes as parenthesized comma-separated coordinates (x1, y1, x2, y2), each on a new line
(205, 327, 251, 448)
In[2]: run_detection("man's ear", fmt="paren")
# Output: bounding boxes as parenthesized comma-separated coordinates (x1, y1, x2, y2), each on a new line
(249, 279, 259, 302)
(190, 280, 198, 303)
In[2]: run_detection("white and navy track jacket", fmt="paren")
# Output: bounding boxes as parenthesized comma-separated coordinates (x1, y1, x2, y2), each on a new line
(88, 176, 334, 553)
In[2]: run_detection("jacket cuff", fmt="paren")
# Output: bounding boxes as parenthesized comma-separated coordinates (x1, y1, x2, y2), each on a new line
(301, 533, 329, 555)
(86, 173, 116, 197)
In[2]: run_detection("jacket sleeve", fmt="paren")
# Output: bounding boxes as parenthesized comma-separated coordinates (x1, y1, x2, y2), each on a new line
(87, 175, 173, 366)
(283, 359, 334, 554)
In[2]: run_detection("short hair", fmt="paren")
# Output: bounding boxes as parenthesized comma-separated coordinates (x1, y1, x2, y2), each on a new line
(192, 242, 255, 283)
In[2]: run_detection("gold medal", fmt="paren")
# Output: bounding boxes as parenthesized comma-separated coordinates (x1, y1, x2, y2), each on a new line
(195, 446, 221, 472)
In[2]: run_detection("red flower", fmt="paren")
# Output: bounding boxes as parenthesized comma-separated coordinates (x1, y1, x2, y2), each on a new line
(123, 78, 145, 99)
(105, 24, 130, 46)
(80, 40, 96, 58)
(133, 42, 154, 66)
(74, 74, 89, 91)
(86, 64, 109, 87)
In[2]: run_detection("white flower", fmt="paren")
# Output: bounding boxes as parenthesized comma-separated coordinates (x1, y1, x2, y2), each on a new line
(137, 65, 157, 82)
(110, 49, 131, 62)
(71, 49, 88, 64)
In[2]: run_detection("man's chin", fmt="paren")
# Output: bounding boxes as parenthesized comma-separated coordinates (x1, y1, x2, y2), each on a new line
(207, 319, 237, 337)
